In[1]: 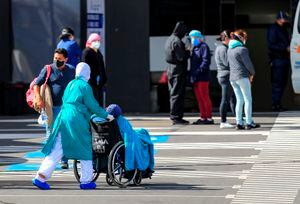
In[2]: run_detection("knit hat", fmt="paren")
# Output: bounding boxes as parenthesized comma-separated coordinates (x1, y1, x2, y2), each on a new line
(76, 62, 91, 82)
(86, 33, 101, 48)
(106, 104, 123, 118)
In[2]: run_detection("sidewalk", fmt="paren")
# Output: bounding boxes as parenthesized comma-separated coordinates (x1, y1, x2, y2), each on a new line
(232, 111, 300, 204)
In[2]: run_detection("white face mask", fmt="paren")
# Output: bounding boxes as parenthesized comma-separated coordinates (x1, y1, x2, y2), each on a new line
(91, 41, 101, 49)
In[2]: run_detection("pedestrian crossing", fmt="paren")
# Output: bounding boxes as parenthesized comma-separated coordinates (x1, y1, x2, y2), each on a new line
(231, 112, 300, 204)
(0, 127, 265, 182)
(0, 114, 279, 203)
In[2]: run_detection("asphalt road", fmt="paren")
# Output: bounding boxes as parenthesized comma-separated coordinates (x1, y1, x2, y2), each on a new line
(1, 112, 299, 204)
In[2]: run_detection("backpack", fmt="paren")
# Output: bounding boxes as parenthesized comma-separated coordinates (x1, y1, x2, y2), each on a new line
(26, 65, 51, 108)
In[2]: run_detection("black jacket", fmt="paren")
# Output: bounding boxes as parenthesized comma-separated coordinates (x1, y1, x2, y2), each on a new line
(164, 22, 190, 65)
(267, 22, 290, 59)
(82, 47, 107, 88)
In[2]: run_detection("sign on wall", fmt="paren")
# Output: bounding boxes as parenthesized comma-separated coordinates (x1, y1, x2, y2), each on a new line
(87, 0, 105, 56)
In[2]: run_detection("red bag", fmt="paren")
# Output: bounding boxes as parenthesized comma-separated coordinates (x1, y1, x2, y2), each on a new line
(26, 65, 51, 108)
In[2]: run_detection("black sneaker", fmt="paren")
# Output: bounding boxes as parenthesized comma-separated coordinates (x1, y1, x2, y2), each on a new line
(192, 119, 207, 125)
(172, 119, 189, 125)
(272, 105, 287, 112)
(245, 123, 261, 130)
(204, 119, 214, 124)
(61, 162, 69, 169)
(236, 124, 245, 130)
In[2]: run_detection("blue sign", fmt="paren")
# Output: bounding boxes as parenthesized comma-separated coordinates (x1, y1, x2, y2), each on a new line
(87, 13, 103, 28)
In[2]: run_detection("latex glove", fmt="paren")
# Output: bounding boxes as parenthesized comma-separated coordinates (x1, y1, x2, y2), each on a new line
(107, 114, 114, 122)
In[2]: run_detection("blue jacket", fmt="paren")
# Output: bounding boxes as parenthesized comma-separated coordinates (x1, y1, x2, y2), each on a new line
(57, 39, 82, 67)
(35, 64, 75, 106)
(267, 23, 290, 59)
(190, 42, 211, 83)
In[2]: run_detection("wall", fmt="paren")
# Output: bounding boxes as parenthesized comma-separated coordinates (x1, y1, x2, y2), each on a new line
(105, 0, 151, 112)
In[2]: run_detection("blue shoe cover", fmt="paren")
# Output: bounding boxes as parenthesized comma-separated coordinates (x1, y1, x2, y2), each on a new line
(32, 178, 50, 190)
(80, 182, 96, 190)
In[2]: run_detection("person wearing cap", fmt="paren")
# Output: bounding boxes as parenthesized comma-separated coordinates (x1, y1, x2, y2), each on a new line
(228, 29, 260, 130)
(57, 27, 82, 68)
(215, 30, 235, 128)
(164, 21, 190, 125)
(82, 33, 107, 106)
(267, 11, 291, 111)
(32, 62, 114, 190)
(189, 30, 214, 125)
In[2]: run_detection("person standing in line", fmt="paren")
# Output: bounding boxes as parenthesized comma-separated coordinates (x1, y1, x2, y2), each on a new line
(215, 30, 235, 128)
(32, 62, 114, 190)
(228, 29, 260, 130)
(34, 48, 75, 169)
(267, 11, 291, 111)
(82, 33, 107, 106)
(57, 27, 81, 68)
(164, 21, 190, 125)
(189, 30, 214, 125)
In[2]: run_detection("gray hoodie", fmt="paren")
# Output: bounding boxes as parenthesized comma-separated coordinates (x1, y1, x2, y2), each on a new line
(215, 43, 230, 78)
(227, 40, 255, 81)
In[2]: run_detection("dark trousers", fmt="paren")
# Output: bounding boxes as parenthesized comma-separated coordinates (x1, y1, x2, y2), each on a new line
(218, 76, 235, 123)
(271, 58, 290, 106)
(91, 85, 105, 107)
(167, 68, 187, 120)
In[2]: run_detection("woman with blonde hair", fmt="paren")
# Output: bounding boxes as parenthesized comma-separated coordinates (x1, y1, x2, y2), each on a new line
(227, 29, 260, 130)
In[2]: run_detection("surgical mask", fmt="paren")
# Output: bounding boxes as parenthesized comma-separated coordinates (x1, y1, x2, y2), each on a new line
(92, 41, 101, 49)
(54, 60, 65, 68)
(191, 38, 200, 47)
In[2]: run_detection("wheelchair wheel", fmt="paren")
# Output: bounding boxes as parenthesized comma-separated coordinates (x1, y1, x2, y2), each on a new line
(133, 170, 142, 186)
(106, 174, 114, 186)
(108, 141, 137, 188)
(73, 158, 100, 183)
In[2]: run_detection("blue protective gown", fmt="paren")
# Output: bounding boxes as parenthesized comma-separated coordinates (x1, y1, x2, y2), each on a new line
(42, 77, 108, 160)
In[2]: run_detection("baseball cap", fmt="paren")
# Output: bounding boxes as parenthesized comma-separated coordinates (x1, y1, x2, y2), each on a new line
(216, 30, 231, 41)
(59, 27, 74, 39)
(276, 11, 290, 21)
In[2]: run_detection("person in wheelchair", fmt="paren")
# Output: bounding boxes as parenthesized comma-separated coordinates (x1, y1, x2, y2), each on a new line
(106, 104, 155, 178)
(32, 62, 114, 190)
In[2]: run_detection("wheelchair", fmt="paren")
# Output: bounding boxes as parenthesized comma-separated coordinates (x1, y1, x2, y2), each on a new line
(73, 118, 142, 188)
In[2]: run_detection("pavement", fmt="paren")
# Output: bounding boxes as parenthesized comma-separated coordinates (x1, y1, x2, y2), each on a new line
(0, 112, 300, 204)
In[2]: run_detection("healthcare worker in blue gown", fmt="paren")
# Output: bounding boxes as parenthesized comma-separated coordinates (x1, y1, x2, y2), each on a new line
(32, 62, 114, 190)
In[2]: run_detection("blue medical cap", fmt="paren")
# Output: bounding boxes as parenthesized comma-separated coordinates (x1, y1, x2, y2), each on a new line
(106, 104, 122, 118)
(189, 30, 203, 38)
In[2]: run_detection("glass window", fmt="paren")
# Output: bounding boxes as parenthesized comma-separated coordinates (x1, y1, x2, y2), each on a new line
(11, 0, 80, 83)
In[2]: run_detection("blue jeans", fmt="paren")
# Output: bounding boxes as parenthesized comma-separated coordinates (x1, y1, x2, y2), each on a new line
(230, 78, 252, 125)
(218, 76, 235, 123)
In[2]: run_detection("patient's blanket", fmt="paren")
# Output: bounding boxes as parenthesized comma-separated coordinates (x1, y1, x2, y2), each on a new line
(116, 116, 155, 171)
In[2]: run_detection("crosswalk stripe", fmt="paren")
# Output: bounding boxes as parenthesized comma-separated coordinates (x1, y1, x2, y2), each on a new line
(232, 111, 300, 204)
(155, 141, 266, 150)
(149, 131, 269, 136)
(0, 169, 249, 179)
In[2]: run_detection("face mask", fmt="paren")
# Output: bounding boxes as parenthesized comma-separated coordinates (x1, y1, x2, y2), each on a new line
(92, 41, 101, 49)
(54, 60, 65, 68)
(191, 38, 200, 47)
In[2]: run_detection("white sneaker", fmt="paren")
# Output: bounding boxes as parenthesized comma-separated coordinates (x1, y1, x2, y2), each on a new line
(220, 122, 234, 129)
